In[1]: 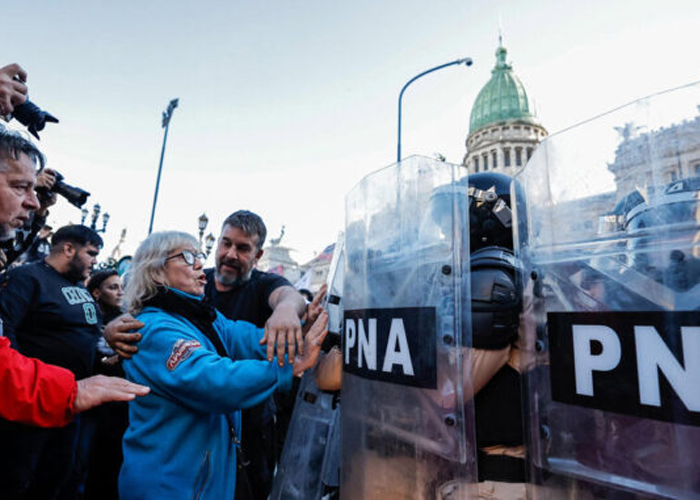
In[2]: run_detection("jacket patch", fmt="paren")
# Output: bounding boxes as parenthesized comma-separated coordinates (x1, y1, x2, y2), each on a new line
(166, 339, 201, 371)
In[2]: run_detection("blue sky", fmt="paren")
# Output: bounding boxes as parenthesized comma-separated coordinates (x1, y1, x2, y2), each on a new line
(3, 0, 700, 263)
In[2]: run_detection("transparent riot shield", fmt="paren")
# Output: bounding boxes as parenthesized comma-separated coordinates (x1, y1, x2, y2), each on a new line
(269, 233, 345, 500)
(341, 156, 478, 500)
(325, 232, 345, 336)
(515, 81, 700, 499)
(268, 365, 339, 500)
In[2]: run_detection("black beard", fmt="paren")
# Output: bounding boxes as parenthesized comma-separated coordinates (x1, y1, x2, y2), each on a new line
(65, 256, 88, 283)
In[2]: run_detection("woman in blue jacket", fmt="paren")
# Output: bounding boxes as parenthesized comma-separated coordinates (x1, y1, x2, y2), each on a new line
(118, 231, 327, 500)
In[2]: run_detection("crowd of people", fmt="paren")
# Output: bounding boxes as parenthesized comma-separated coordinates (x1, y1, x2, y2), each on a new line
(0, 59, 535, 500)
(0, 62, 331, 500)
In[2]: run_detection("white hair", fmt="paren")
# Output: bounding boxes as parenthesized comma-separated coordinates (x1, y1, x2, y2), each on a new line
(123, 231, 198, 315)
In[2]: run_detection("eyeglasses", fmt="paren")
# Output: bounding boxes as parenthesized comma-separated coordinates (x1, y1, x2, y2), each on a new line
(165, 250, 206, 266)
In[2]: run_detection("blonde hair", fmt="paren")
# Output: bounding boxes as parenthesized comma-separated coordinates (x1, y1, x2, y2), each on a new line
(123, 231, 199, 315)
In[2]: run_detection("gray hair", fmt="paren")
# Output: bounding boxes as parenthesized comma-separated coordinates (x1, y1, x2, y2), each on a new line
(0, 125, 45, 172)
(123, 231, 198, 315)
(222, 210, 267, 249)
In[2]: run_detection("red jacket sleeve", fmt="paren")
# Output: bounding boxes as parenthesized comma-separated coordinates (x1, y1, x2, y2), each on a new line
(0, 336, 77, 427)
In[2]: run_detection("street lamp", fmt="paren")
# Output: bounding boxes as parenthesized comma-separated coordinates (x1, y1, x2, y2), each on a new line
(148, 98, 179, 235)
(101, 212, 110, 233)
(85, 203, 110, 233)
(198, 213, 209, 245)
(204, 233, 216, 258)
(90, 203, 101, 229)
(397, 57, 472, 162)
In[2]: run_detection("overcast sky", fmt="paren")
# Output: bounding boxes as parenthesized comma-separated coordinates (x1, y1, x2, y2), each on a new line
(3, 0, 700, 264)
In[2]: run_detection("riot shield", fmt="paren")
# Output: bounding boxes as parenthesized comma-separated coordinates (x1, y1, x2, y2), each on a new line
(341, 156, 478, 500)
(268, 365, 339, 500)
(325, 232, 345, 336)
(269, 233, 345, 500)
(515, 81, 700, 499)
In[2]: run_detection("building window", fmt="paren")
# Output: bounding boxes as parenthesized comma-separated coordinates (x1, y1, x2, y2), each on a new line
(693, 162, 700, 175)
(483, 154, 489, 171)
(504, 148, 511, 167)
(474, 157, 479, 172)
(527, 148, 533, 161)
(515, 147, 522, 167)
(492, 151, 498, 169)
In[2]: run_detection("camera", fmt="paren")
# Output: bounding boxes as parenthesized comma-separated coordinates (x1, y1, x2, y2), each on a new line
(36, 171, 90, 208)
(12, 99, 58, 140)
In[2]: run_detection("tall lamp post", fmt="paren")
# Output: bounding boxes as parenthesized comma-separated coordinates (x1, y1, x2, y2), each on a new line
(204, 233, 216, 258)
(148, 98, 179, 235)
(81, 203, 109, 233)
(397, 57, 472, 162)
(197, 213, 209, 246)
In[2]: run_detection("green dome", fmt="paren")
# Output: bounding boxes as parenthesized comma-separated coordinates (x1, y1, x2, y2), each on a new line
(469, 45, 539, 134)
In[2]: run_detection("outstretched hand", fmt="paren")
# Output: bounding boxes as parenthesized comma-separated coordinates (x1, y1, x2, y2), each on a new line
(74, 375, 150, 413)
(292, 311, 329, 377)
(261, 302, 303, 366)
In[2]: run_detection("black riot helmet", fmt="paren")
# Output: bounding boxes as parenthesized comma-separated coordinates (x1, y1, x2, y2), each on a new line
(467, 172, 523, 348)
(468, 172, 515, 252)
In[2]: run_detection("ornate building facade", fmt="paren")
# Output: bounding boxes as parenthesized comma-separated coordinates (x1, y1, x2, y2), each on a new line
(463, 43, 547, 176)
(607, 111, 700, 197)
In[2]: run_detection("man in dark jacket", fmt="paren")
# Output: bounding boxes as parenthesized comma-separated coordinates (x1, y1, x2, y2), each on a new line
(204, 210, 306, 500)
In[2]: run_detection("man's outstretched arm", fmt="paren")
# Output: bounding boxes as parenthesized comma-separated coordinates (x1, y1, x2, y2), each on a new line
(0, 337, 149, 428)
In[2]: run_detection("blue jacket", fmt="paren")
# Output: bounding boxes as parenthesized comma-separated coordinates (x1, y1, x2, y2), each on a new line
(119, 291, 293, 500)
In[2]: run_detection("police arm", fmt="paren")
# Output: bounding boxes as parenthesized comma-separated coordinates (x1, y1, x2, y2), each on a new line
(261, 285, 307, 366)
(427, 347, 511, 409)
(466, 346, 511, 395)
(0, 63, 28, 116)
(103, 313, 144, 359)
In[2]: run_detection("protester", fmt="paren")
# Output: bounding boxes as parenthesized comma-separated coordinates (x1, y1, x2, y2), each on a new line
(118, 231, 328, 500)
(1, 168, 57, 270)
(88, 268, 124, 326)
(0, 338, 148, 427)
(204, 210, 307, 499)
(0, 123, 148, 432)
(105, 210, 309, 499)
